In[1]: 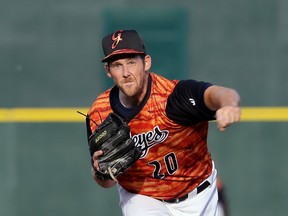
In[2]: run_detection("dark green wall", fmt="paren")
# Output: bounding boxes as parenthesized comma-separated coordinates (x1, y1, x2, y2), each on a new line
(0, 123, 120, 216)
(1, 0, 288, 216)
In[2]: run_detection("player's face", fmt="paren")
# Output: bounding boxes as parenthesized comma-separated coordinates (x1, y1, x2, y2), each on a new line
(106, 55, 151, 104)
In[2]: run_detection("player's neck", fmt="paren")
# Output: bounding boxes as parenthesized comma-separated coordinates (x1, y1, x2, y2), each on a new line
(119, 90, 145, 108)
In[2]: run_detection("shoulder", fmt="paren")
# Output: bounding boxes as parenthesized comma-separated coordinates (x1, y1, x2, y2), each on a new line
(165, 79, 216, 125)
(88, 88, 113, 125)
(168, 79, 213, 106)
(174, 79, 213, 92)
(150, 72, 179, 92)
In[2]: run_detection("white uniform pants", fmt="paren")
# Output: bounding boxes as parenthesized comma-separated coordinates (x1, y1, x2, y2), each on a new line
(118, 163, 219, 216)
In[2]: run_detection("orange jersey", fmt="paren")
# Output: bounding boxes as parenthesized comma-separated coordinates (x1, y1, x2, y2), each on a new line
(88, 73, 213, 200)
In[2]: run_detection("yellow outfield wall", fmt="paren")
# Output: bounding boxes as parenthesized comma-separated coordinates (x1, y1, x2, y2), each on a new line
(0, 107, 288, 122)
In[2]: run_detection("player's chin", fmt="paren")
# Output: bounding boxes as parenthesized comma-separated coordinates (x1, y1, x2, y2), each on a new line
(122, 82, 135, 89)
(121, 86, 138, 97)
(124, 91, 137, 98)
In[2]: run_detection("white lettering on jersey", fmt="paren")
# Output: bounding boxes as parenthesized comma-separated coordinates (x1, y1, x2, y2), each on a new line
(132, 126, 169, 158)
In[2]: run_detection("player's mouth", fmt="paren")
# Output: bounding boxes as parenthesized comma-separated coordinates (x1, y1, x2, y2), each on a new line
(122, 79, 134, 86)
(123, 82, 134, 88)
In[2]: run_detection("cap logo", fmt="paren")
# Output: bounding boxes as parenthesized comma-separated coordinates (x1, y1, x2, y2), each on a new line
(111, 30, 123, 49)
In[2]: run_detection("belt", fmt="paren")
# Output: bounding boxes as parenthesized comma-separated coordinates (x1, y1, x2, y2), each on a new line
(160, 180, 210, 204)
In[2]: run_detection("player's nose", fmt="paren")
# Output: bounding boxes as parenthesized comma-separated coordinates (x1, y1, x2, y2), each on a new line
(122, 64, 131, 77)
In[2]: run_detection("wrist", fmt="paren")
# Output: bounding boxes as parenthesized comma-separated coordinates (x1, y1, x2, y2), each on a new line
(91, 167, 116, 188)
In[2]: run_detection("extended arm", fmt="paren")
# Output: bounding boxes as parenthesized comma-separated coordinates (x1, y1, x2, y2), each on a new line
(204, 85, 241, 131)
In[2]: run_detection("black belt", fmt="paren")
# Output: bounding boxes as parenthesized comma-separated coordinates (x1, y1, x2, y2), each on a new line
(160, 181, 210, 204)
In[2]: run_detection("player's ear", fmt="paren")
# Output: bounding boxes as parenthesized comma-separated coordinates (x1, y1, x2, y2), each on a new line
(144, 55, 152, 71)
(104, 63, 112, 78)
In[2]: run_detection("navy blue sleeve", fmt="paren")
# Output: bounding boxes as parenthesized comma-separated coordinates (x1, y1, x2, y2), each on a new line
(165, 80, 216, 125)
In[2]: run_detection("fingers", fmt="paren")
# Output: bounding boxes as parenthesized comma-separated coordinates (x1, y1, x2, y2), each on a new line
(216, 106, 241, 131)
(92, 150, 103, 170)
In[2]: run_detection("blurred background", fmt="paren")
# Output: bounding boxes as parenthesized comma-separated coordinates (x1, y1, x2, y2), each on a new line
(1, 0, 288, 215)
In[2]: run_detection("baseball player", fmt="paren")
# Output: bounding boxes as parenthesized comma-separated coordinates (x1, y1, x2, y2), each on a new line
(87, 29, 241, 216)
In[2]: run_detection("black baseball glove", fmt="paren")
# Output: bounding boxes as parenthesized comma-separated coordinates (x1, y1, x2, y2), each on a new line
(86, 112, 142, 181)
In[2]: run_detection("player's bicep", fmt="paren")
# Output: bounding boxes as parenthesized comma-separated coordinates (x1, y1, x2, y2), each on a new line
(204, 85, 224, 111)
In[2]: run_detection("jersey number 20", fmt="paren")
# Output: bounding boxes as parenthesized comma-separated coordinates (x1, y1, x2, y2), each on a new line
(148, 152, 178, 179)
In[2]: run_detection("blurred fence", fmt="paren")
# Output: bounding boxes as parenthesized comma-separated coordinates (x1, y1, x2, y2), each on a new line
(1, 0, 288, 215)
(0, 108, 288, 216)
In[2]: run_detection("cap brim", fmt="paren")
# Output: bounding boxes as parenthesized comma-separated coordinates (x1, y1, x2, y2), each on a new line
(101, 49, 146, 62)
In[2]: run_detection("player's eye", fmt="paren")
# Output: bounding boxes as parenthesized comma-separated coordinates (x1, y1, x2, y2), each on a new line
(127, 60, 136, 66)
(111, 63, 121, 69)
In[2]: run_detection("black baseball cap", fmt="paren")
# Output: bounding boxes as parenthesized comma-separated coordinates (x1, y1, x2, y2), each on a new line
(101, 29, 146, 62)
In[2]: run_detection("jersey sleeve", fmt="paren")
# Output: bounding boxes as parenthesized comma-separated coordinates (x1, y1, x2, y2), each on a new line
(165, 80, 216, 125)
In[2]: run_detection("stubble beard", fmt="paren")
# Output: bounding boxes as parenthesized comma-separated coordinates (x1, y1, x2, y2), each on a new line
(119, 72, 148, 105)
(121, 82, 139, 98)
